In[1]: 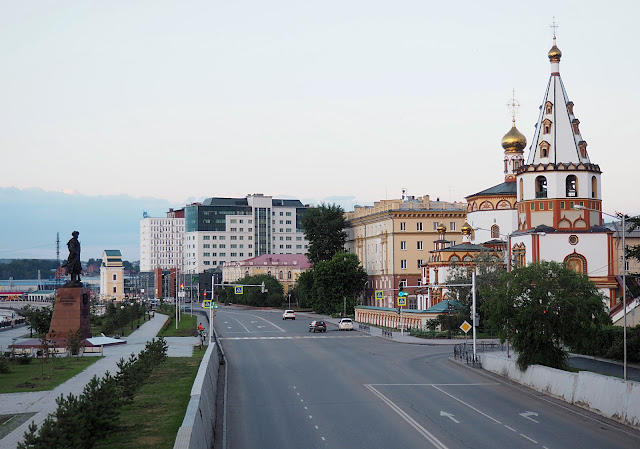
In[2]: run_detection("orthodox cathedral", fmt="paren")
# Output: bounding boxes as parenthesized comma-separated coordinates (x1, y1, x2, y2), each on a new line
(427, 35, 619, 309)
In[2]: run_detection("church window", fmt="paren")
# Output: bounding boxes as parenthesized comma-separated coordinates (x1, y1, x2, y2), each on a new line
(549, 202, 553, 210)
(539, 141, 550, 159)
(564, 253, 587, 274)
(572, 119, 580, 134)
(561, 201, 565, 209)
(535, 176, 548, 198)
(566, 175, 578, 197)
(512, 243, 526, 269)
(542, 119, 552, 134)
(531, 203, 535, 211)
(567, 101, 574, 115)
(540, 202, 545, 210)
(591, 176, 598, 199)
(463, 255, 473, 262)
(579, 141, 588, 158)
(514, 160, 520, 170)
(545, 101, 553, 114)
(491, 225, 500, 239)
(449, 255, 460, 262)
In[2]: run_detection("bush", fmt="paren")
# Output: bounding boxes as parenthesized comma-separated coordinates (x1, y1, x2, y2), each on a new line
(16, 354, 33, 365)
(0, 353, 10, 374)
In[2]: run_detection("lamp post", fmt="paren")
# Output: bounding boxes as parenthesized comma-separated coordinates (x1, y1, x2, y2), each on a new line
(574, 205, 627, 380)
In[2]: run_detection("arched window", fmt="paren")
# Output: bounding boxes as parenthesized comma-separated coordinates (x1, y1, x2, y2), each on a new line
(591, 176, 598, 199)
(564, 253, 587, 274)
(245, 271, 249, 277)
(535, 176, 548, 198)
(491, 225, 500, 239)
(267, 271, 271, 277)
(566, 175, 577, 197)
(287, 271, 292, 280)
(279, 271, 283, 280)
(513, 243, 526, 269)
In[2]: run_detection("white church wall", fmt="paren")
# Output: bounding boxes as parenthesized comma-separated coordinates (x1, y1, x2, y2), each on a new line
(467, 209, 517, 243)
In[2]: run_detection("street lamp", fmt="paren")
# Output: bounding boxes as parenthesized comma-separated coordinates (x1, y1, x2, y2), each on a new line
(574, 205, 627, 380)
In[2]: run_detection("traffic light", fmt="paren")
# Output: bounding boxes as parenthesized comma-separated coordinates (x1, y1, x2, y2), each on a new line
(180, 283, 184, 289)
(203, 291, 207, 297)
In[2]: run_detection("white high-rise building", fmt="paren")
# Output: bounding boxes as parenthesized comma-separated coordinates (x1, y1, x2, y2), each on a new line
(184, 194, 310, 274)
(139, 208, 185, 272)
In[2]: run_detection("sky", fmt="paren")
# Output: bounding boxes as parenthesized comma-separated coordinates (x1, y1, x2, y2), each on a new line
(2, 1, 640, 261)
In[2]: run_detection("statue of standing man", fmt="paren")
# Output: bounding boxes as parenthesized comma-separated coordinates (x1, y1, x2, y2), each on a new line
(63, 230, 82, 285)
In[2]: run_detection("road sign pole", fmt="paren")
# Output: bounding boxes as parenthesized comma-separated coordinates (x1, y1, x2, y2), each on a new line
(472, 271, 476, 359)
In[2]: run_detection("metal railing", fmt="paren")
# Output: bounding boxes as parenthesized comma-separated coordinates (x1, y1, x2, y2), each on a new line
(358, 323, 370, 333)
(382, 329, 393, 338)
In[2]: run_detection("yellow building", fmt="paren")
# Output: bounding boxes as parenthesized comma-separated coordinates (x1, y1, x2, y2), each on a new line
(344, 193, 467, 308)
(100, 250, 125, 301)
(222, 254, 311, 294)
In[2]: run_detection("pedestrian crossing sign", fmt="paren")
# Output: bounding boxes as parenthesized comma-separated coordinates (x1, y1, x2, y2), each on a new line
(397, 297, 406, 306)
(235, 286, 243, 295)
(375, 290, 384, 300)
(202, 300, 212, 309)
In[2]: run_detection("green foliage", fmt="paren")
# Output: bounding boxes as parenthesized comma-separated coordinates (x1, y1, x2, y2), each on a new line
(218, 274, 284, 307)
(20, 305, 53, 337)
(0, 259, 60, 280)
(569, 324, 640, 363)
(481, 261, 610, 371)
(17, 338, 168, 449)
(302, 252, 368, 315)
(0, 352, 10, 374)
(302, 203, 347, 265)
(65, 329, 86, 356)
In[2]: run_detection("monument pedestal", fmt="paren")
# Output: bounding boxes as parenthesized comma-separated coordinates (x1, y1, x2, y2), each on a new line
(48, 287, 92, 339)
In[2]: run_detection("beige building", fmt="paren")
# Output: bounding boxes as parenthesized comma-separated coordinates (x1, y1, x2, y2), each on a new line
(100, 250, 125, 301)
(344, 193, 467, 308)
(222, 254, 311, 294)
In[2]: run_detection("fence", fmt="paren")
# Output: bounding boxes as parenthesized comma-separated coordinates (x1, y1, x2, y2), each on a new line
(453, 341, 503, 366)
(358, 323, 370, 333)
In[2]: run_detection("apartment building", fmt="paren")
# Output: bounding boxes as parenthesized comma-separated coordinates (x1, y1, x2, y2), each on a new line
(184, 194, 309, 274)
(344, 193, 467, 308)
(139, 208, 185, 272)
(99, 250, 125, 301)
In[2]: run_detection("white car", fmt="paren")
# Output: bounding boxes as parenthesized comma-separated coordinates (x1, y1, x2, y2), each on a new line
(338, 318, 353, 330)
(282, 310, 296, 320)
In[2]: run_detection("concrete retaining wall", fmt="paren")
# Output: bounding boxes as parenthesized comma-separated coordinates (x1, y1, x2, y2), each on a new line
(173, 343, 219, 449)
(482, 353, 640, 430)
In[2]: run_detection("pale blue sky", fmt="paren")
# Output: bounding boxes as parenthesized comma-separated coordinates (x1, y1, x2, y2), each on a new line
(2, 1, 639, 261)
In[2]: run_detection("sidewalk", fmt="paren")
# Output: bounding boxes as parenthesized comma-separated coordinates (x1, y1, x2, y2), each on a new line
(0, 313, 198, 449)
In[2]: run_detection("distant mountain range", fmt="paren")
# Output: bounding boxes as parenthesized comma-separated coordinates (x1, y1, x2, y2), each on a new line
(0, 187, 175, 261)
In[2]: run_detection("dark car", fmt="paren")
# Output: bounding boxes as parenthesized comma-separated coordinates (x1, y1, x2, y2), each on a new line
(309, 320, 327, 333)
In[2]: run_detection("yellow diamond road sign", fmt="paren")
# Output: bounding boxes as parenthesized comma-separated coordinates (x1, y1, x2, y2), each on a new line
(460, 321, 472, 334)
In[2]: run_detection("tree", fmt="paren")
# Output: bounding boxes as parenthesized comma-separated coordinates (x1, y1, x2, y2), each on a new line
(302, 204, 347, 265)
(481, 261, 610, 371)
(218, 274, 284, 307)
(20, 305, 53, 338)
(305, 252, 367, 315)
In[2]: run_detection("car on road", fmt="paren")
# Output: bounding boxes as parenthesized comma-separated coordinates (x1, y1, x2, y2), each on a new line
(309, 320, 327, 332)
(338, 318, 354, 330)
(282, 310, 296, 320)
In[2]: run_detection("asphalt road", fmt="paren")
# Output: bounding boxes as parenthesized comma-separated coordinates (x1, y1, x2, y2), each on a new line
(214, 307, 640, 449)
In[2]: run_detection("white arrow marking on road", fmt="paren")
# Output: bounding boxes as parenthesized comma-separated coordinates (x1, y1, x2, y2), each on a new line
(519, 412, 539, 423)
(440, 411, 459, 423)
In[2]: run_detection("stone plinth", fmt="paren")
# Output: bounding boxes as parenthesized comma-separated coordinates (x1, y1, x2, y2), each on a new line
(47, 287, 92, 339)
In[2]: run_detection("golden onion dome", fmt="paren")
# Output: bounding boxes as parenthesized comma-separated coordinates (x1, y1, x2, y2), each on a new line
(437, 222, 446, 233)
(548, 37, 562, 62)
(461, 222, 472, 235)
(501, 121, 527, 152)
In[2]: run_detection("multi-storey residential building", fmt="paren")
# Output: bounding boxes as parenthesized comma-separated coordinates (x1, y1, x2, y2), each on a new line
(344, 193, 467, 308)
(139, 208, 185, 272)
(184, 194, 309, 274)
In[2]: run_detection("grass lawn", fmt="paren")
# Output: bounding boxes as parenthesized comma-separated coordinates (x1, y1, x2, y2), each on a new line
(0, 356, 101, 393)
(159, 312, 198, 337)
(94, 349, 206, 449)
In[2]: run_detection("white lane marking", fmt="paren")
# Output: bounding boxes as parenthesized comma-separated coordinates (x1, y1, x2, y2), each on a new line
(440, 411, 459, 423)
(321, 437, 325, 441)
(431, 385, 501, 424)
(365, 384, 449, 449)
(309, 415, 313, 419)
(221, 311, 287, 332)
(315, 425, 318, 429)
(520, 434, 538, 444)
(520, 411, 539, 423)
(219, 335, 372, 340)
(504, 425, 516, 432)
(225, 315, 251, 333)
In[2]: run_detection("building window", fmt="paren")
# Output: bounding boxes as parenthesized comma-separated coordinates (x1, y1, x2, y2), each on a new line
(417, 241, 423, 250)
(450, 222, 456, 231)
(400, 222, 406, 231)
(433, 222, 440, 231)
(203, 236, 210, 240)
(400, 260, 407, 269)
(417, 222, 423, 231)
(566, 175, 578, 197)
(536, 176, 548, 198)
(279, 271, 283, 280)
(417, 259, 423, 269)
(545, 101, 553, 114)
(204, 252, 210, 257)
(491, 225, 500, 239)
(230, 252, 237, 257)
(113, 287, 116, 293)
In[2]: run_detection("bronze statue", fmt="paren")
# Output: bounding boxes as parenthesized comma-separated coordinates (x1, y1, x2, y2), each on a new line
(62, 231, 82, 285)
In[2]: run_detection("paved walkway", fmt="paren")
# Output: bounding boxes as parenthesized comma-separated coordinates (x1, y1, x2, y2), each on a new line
(0, 313, 198, 449)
